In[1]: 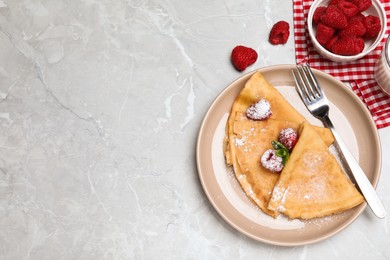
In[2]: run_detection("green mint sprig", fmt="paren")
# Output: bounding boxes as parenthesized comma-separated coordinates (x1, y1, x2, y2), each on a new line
(271, 140, 290, 166)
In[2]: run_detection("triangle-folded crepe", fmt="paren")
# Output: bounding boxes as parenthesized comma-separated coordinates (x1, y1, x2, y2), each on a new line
(267, 122, 364, 219)
(225, 71, 334, 165)
(224, 71, 335, 217)
(225, 71, 308, 165)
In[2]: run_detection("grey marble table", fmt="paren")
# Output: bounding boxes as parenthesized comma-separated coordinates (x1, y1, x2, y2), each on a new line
(0, 0, 389, 259)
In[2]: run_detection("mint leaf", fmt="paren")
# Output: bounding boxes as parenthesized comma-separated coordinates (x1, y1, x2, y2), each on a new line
(272, 140, 287, 150)
(276, 149, 287, 157)
(272, 140, 290, 166)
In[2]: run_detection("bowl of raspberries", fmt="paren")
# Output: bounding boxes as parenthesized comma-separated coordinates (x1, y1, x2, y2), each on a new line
(308, 0, 386, 62)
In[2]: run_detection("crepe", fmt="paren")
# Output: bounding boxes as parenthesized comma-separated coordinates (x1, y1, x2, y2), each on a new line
(267, 122, 364, 219)
(231, 114, 334, 217)
(224, 71, 333, 165)
(225, 71, 307, 165)
(224, 71, 335, 217)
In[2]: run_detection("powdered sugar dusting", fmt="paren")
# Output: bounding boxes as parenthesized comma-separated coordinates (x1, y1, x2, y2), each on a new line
(279, 127, 298, 150)
(203, 84, 362, 235)
(211, 113, 304, 230)
(261, 149, 284, 172)
(233, 127, 257, 152)
(308, 215, 338, 228)
(271, 184, 285, 202)
(246, 99, 272, 120)
(302, 152, 326, 174)
(234, 136, 246, 146)
(277, 205, 286, 213)
(271, 184, 289, 213)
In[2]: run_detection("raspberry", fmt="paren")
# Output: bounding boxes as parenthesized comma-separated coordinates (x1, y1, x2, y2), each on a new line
(329, 0, 343, 5)
(337, 1, 359, 19)
(278, 128, 298, 151)
(362, 15, 381, 39)
(260, 149, 284, 173)
(325, 35, 339, 50)
(269, 21, 290, 45)
(231, 45, 258, 71)
(338, 19, 366, 37)
(349, 13, 366, 22)
(246, 99, 272, 120)
(316, 22, 336, 46)
(320, 5, 348, 29)
(331, 36, 365, 55)
(349, 0, 372, 12)
(313, 6, 327, 24)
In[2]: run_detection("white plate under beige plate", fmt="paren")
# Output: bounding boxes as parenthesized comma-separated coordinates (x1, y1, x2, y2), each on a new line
(196, 64, 381, 246)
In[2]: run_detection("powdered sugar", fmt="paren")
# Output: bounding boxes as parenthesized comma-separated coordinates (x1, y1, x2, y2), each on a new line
(233, 126, 257, 152)
(234, 136, 246, 146)
(302, 152, 326, 173)
(278, 127, 298, 150)
(270, 184, 289, 213)
(246, 99, 272, 120)
(277, 205, 286, 213)
(261, 149, 284, 172)
(271, 185, 284, 202)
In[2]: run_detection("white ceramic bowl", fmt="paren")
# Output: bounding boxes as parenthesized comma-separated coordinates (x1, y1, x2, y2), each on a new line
(308, 0, 387, 62)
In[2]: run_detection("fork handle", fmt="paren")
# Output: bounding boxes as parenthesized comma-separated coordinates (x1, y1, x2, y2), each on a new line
(322, 115, 386, 218)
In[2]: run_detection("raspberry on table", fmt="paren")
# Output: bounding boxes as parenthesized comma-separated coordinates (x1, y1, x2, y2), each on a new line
(269, 21, 290, 45)
(231, 45, 258, 72)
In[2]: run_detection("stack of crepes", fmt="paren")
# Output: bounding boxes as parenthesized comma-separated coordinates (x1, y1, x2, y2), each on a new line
(224, 71, 364, 219)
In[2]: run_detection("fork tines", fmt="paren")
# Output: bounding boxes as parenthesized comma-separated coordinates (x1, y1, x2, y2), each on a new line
(292, 64, 325, 103)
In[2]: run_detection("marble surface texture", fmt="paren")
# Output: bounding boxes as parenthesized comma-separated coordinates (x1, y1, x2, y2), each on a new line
(0, 0, 389, 259)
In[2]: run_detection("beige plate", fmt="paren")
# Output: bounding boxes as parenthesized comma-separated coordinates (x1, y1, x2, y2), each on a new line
(196, 64, 381, 246)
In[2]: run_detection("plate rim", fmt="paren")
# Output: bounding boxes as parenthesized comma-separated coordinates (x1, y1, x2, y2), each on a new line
(196, 64, 382, 246)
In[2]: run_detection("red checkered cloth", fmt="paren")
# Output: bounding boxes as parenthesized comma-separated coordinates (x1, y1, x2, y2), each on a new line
(293, 0, 390, 129)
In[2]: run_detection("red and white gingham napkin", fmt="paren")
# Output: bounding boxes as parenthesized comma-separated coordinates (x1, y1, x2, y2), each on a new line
(293, 0, 390, 129)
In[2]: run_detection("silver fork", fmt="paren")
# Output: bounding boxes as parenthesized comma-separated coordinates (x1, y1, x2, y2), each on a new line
(292, 64, 386, 219)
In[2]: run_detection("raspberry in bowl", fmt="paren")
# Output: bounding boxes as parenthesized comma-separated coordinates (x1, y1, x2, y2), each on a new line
(307, 0, 386, 62)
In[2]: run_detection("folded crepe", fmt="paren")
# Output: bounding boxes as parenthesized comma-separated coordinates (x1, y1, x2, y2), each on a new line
(232, 114, 334, 217)
(224, 71, 335, 217)
(225, 71, 333, 165)
(267, 122, 364, 219)
(224, 72, 308, 165)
